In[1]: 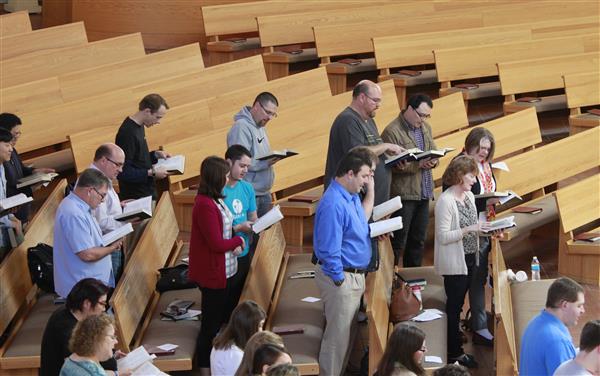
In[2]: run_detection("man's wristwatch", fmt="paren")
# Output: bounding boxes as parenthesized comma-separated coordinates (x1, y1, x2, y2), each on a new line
(334, 279, 344, 286)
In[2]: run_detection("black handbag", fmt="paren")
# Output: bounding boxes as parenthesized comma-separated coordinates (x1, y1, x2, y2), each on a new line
(155, 264, 196, 293)
(27, 243, 55, 293)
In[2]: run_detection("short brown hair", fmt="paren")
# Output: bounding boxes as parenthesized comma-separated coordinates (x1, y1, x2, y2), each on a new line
(197, 156, 229, 200)
(138, 93, 169, 113)
(546, 277, 584, 308)
(464, 127, 495, 162)
(442, 155, 478, 187)
(335, 146, 377, 178)
(69, 313, 114, 357)
(579, 320, 600, 352)
(234, 331, 285, 376)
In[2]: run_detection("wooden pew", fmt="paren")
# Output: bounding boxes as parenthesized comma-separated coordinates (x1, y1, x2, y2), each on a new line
(0, 11, 31, 37)
(0, 77, 63, 114)
(555, 174, 600, 285)
(428, 92, 470, 139)
(499, 51, 600, 115)
(1, 33, 146, 89)
(434, 35, 599, 110)
(0, 22, 87, 61)
(0, 180, 67, 372)
(493, 127, 600, 241)
(563, 71, 600, 133)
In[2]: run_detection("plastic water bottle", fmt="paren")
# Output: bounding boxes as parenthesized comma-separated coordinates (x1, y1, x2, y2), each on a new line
(531, 256, 541, 281)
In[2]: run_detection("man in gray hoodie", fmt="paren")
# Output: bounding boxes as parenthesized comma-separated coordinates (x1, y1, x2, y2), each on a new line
(227, 92, 279, 217)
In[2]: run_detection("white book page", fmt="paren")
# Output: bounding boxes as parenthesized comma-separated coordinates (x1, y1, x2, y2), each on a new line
(123, 196, 152, 214)
(372, 196, 402, 221)
(131, 361, 167, 376)
(117, 346, 154, 371)
(102, 222, 133, 246)
(498, 190, 522, 205)
(370, 216, 403, 238)
(491, 161, 510, 171)
(0, 193, 33, 210)
(484, 216, 516, 232)
(252, 205, 284, 234)
(154, 155, 185, 172)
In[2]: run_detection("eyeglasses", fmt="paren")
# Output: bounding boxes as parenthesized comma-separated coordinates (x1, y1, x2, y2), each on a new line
(92, 187, 107, 201)
(258, 101, 278, 118)
(96, 300, 108, 310)
(415, 109, 431, 119)
(364, 93, 382, 104)
(105, 334, 117, 340)
(105, 156, 124, 168)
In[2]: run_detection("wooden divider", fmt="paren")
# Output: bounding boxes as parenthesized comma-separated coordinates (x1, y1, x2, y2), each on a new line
(0, 22, 87, 61)
(481, 1, 598, 27)
(0, 77, 63, 114)
(563, 71, 600, 132)
(0, 11, 31, 37)
(427, 92, 469, 138)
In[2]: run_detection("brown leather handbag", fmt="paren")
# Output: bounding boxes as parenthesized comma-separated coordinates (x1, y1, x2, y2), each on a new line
(390, 272, 421, 323)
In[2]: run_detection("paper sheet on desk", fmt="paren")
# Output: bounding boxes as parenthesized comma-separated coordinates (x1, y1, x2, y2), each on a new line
(491, 161, 509, 171)
(301, 296, 321, 303)
(411, 309, 443, 322)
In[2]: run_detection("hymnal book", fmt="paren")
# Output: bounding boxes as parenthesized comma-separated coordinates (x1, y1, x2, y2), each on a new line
(160, 309, 201, 321)
(384, 148, 423, 166)
(370, 216, 403, 238)
(256, 149, 298, 161)
(512, 206, 543, 215)
(153, 155, 185, 174)
(0, 193, 33, 214)
(398, 69, 422, 77)
(574, 232, 600, 242)
(517, 96, 541, 103)
(482, 216, 516, 233)
(101, 222, 133, 246)
(116, 346, 160, 375)
(337, 58, 362, 66)
(252, 205, 284, 234)
(587, 109, 600, 116)
(144, 344, 177, 357)
(290, 270, 315, 279)
(372, 196, 402, 221)
(288, 195, 320, 203)
(280, 46, 303, 54)
(114, 196, 152, 221)
(455, 83, 479, 90)
(16, 172, 58, 189)
(273, 324, 305, 335)
(411, 147, 455, 161)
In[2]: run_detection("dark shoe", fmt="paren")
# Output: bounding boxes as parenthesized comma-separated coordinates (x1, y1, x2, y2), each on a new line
(449, 353, 479, 369)
(472, 332, 493, 347)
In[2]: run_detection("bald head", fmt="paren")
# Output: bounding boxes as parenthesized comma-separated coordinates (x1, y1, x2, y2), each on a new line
(93, 143, 125, 180)
(351, 80, 382, 120)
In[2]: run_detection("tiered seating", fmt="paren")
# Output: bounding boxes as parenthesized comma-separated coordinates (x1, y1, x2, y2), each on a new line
(555, 174, 600, 285)
(0, 77, 63, 114)
(563, 71, 600, 133)
(0, 11, 32, 37)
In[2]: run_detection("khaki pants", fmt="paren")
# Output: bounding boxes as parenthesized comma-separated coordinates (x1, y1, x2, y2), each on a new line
(315, 267, 365, 376)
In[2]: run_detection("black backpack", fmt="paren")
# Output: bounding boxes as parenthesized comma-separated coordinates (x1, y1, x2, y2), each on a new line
(27, 243, 55, 293)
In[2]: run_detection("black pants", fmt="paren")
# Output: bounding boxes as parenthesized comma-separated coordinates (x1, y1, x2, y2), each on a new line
(391, 199, 429, 267)
(228, 253, 251, 315)
(443, 254, 476, 358)
(196, 279, 234, 367)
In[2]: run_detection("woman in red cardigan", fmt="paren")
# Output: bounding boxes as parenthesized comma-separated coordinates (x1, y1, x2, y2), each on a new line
(188, 156, 245, 372)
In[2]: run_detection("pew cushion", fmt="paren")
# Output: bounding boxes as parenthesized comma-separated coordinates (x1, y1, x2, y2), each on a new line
(269, 253, 324, 369)
(326, 57, 377, 75)
(389, 69, 438, 87)
(207, 37, 261, 53)
(444, 81, 502, 100)
(505, 94, 567, 113)
(262, 48, 318, 64)
(0, 293, 56, 369)
(499, 195, 558, 242)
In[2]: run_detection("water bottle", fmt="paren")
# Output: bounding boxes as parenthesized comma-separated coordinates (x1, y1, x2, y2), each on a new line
(531, 256, 541, 281)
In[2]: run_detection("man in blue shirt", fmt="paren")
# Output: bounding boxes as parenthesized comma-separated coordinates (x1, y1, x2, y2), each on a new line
(223, 144, 258, 312)
(53, 169, 124, 298)
(314, 147, 377, 376)
(520, 277, 585, 376)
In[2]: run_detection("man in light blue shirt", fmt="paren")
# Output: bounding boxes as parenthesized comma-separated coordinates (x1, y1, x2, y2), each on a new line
(520, 277, 585, 376)
(53, 169, 124, 298)
(314, 147, 377, 376)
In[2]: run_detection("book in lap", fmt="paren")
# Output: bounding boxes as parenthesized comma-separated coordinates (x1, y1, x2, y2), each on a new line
(117, 346, 167, 376)
(372, 196, 402, 221)
(0, 193, 33, 215)
(101, 222, 134, 246)
(114, 196, 152, 221)
(16, 172, 58, 189)
(252, 205, 284, 233)
(256, 149, 298, 161)
(153, 154, 185, 174)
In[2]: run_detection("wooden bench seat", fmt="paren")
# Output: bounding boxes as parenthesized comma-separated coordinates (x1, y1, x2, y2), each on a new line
(499, 194, 559, 242)
(207, 37, 262, 65)
(0, 77, 62, 114)
(0, 11, 31, 37)
(0, 21, 87, 61)
(262, 48, 319, 81)
(278, 186, 323, 249)
(563, 71, 600, 133)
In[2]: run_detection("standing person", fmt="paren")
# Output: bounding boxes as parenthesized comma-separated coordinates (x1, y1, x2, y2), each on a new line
(0, 113, 55, 224)
(324, 80, 403, 206)
(53, 168, 123, 298)
(554, 320, 600, 376)
(314, 147, 378, 376)
(188, 156, 245, 373)
(223, 145, 258, 310)
(0, 128, 21, 260)
(381, 93, 437, 267)
(227, 92, 279, 217)
(520, 277, 586, 376)
(376, 324, 427, 376)
(434, 156, 487, 369)
(115, 94, 171, 201)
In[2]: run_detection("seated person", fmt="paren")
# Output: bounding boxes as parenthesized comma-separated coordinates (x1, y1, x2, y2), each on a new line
(376, 324, 427, 376)
(554, 319, 599, 376)
(235, 331, 285, 376)
(251, 344, 293, 375)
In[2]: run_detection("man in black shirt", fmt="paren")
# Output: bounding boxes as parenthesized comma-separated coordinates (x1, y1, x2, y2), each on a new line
(40, 278, 120, 375)
(115, 94, 171, 200)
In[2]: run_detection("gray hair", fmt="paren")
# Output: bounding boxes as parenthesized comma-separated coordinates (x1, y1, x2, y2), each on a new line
(76, 168, 110, 189)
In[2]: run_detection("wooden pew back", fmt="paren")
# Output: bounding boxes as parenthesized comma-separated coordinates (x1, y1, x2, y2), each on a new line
(428, 92, 469, 138)
(433, 107, 542, 181)
(498, 52, 600, 96)
(111, 193, 181, 351)
(555, 174, 600, 233)
(563, 71, 600, 109)
(0, 22, 87, 61)
(435, 35, 599, 84)
(0, 11, 31, 37)
(481, 1, 598, 27)
(0, 77, 63, 114)
(1, 33, 146, 89)
(0, 180, 67, 336)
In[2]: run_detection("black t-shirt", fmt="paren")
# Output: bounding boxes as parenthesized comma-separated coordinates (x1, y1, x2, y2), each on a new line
(324, 107, 391, 205)
(115, 117, 157, 200)
(40, 306, 117, 376)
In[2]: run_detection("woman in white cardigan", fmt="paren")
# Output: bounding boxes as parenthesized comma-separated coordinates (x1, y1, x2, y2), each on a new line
(434, 155, 487, 369)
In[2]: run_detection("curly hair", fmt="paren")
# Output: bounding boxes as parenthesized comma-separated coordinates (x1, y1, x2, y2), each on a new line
(69, 313, 114, 357)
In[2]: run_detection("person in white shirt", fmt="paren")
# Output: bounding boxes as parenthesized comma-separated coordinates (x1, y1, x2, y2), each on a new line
(210, 300, 266, 375)
(554, 320, 600, 376)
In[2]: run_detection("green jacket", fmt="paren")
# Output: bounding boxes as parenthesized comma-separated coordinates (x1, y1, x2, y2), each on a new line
(381, 112, 437, 201)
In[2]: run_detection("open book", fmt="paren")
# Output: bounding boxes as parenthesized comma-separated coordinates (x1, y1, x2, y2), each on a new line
(114, 196, 152, 221)
(412, 147, 455, 161)
(475, 190, 521, 205)
(256, 149, 298, 161)
(372, 196, 402, 221)
(385, 147, 455, 165)
(153, 154, 185, 174)
(101, 222, 133, 246)
(370, 216, 403, 238)
(117, 346, 167, 376)
(482, 216, 516, 233)
(0, 193, 33, 214)
(385, 148, 423, 166)
(16, 172, 58, 189)
(252, 205, 284, 234)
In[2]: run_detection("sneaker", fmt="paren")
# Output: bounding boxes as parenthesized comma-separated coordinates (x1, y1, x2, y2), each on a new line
(449, 353, 478, 369)
(473, 332, 493, 347)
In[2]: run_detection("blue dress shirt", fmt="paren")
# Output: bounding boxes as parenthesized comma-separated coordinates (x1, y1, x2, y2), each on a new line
(313, 180, 371, 282)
